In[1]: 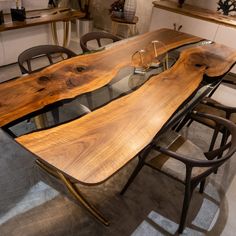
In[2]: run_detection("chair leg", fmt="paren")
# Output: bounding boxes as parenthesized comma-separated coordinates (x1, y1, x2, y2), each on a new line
(214, 128, 229, 174)
(178, 183, 193, 234)
(209, 126, 220, 152)
(120, 157, 144, 195)
(199, 179, 206, 194)
(120, 145, 152, 195)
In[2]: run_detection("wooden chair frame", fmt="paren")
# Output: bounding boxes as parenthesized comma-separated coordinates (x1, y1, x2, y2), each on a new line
(120, 112, 236, 233)
(80, 31, 120, 53)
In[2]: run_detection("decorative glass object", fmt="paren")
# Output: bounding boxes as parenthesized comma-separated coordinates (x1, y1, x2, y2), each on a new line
(124, 0, 136, 21)
(217, 0, 236, 15)
(132, 40, 167, 74)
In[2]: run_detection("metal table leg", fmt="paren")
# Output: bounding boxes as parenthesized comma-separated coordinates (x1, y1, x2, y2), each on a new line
(51, 21, 70, 47)
(34, 114, 47, 129)
(36, 160, 109, 226)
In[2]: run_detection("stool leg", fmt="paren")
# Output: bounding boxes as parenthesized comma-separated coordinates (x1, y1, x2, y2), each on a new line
(131, 25, 135, 36)
(112, 21, 118, 36)
(134, 25, 137, 35)
(111, 21, 115, 35)
(115, 23, 119, 36)
(127, 25, 131, 38)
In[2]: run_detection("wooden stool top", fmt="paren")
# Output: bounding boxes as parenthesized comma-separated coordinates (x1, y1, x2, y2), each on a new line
(111, 16, 139, 25)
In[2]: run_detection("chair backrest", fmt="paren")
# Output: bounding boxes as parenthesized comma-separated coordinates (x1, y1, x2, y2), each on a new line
(156, 112, 236, 170)
(179, 112, 236, 168)
(18, 45, 77, 74)
(189, 112, 236, 167)
(80, 31, 120, 53)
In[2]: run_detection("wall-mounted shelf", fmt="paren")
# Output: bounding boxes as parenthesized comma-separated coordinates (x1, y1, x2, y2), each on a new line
(153, 0, 236, 29)
(0, 8, 85, 32)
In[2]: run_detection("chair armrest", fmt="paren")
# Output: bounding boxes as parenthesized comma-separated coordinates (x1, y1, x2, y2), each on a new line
(204, 142, 231, 160)
(222, 79, 236, 86)
(222, 72, 236, 86)
(201, 98, 236, 113)
(153, 145, 213, 168)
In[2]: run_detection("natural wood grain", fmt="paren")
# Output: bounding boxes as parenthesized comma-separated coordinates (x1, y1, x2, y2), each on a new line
(0, 8, 85, 32)
(0, 29, 202, 127)
(16, 43, 236, 185)
(153, 0, 236, 29)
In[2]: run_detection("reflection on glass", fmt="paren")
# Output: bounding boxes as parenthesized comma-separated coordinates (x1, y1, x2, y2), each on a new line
(132, 49, 152, 73)
(148, 40, 167, 68)
(152, 40, 159, 57)
(139, 50, 145, 67)
(132, 40, 168, 74)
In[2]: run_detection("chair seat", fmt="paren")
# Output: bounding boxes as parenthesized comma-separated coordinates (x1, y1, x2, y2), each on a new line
(147, 131, 210, 182)
(194, 101, 226, 128)
(194, 97, 236, 128)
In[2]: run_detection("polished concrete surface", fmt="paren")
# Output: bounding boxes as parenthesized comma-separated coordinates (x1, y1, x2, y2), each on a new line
(0, 34, 235, 236)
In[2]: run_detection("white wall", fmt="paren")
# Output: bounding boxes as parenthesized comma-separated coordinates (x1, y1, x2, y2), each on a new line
(88, 0, 220, 34)
(22, 0, 48, 10)
(187, 0, 218, 11)
(0, 0, 22, 13)
(136, 0, 153, 33)
(135, 0, 219, 34)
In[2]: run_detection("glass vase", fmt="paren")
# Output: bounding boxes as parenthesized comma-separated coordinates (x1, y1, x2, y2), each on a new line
(124, 0, 136, 21)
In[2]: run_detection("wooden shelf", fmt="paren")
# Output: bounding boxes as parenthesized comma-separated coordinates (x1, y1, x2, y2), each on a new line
(153, 0, 236, 28)
(0, 8, 85, 32)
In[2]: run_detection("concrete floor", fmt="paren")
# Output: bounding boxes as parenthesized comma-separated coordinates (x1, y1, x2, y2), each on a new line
(0, 32, 236, 236)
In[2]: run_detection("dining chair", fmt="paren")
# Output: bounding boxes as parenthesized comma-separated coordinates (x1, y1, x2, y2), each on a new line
(18, 45, 91, 126)
(80, 31, 120, 53)
(183, 76, 236, 152)
(120, 112, 236, 233)
(18, 44, 77, 74)
(79, 32, 121, 108)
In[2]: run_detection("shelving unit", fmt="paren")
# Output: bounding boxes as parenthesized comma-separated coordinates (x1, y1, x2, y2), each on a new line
(153, 0, 236, 29)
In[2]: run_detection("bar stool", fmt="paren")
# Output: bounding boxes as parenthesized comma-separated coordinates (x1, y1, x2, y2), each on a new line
(111, 16, 138, 38)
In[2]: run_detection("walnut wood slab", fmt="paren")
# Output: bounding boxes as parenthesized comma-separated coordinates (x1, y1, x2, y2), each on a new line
(0, 29, 202, 127)
(153, 0, 236, 29)
(16, 42, 236, 185)
(0, 8, 85, 32)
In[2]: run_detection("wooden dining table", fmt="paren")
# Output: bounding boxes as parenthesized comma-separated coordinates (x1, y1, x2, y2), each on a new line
(2, 28, 236, 226)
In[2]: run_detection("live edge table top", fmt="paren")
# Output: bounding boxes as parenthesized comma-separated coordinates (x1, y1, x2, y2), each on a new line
(0, 29, 202, 127)
(13, 29, 236, 185)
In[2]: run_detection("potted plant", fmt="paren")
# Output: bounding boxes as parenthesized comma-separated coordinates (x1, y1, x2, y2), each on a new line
(217, 0, 236, 15)
(109, 0, 125, 18)
(11, 0, 26, 21)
